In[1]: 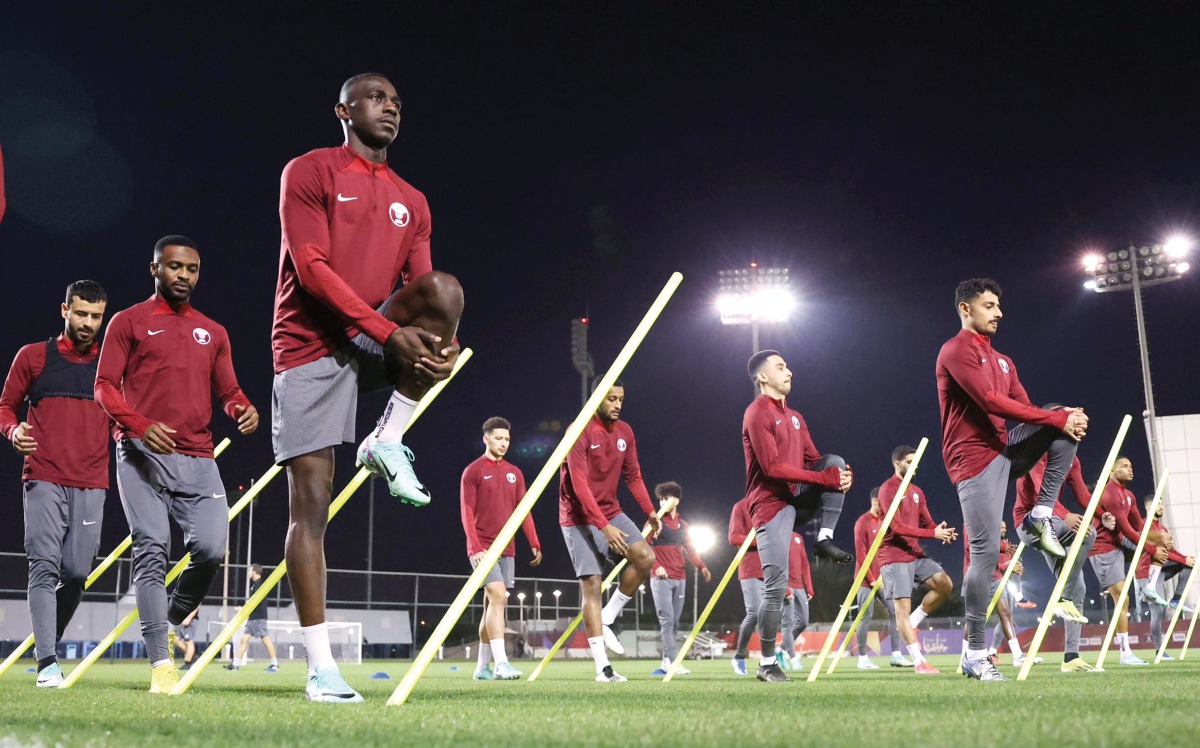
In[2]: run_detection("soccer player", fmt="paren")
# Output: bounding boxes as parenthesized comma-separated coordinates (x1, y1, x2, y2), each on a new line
(937, 278, 1088, 681)
(1135, 494, 1194, 657)
(559, 379, 660, 682)
(648, 482, 710, 676)
(878, 445, 957, 675)
(461, 417, 541, 681)
(985, 523, 1039, 666)
(96, 235, 258, 693)
(1014, 451, 1096, 671)
(0, 280, 109, 688)
(729, 496, 763, 676)
(852, 489, 908, 670)
(1087, 457, 1152, 666)
(779, 531, 812, 670)
(272, 73, 463, 702)
(227, 565, 280, 672)
(743, 350, 854, 683)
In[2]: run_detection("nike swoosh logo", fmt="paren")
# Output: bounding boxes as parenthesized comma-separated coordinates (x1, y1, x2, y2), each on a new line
(337, 193, 358, 202)
(214, 494, 226, 499)
(589, 444, 600, 449)
(148, 330, 165, 336)
(483, 475, 494, 480)
(82, 520, 97, 526)
(775, 420, 782, 425)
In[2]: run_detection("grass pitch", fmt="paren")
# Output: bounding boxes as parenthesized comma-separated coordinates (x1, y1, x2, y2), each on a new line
(0, 652, 1194, 747)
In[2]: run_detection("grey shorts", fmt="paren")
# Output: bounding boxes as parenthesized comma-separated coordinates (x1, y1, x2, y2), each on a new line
(1090, 549, 1126, 590)
(245, 618, 269, 638)
(476, 555, 516, 589)
(882, 557, 944, 600)
(561, 512, 644, 578)
(271, 330, 391, 464)
(175, 621, 196, 641)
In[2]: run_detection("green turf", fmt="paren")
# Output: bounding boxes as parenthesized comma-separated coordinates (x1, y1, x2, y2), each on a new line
(0, 652, 1194, 747)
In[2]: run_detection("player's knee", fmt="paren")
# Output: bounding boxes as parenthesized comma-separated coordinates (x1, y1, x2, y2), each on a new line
(59, 563, 89, 587)
(823, 454, 846, 470)
(415, 271, 464, 314)
(934, 573, 953, 594)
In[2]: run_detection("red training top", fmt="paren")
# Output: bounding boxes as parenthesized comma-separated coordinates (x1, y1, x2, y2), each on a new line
(1136, 518, 1189, 579)
(460, 455, 539, 558)
(854, 510, 885, 588)
(95, 296, 251, 458)
(877, 475, 937, 566)
(273, 145, 433, 373)
(0, 335, 109, 488)
(651, 513, 707, 580)
(1089, 480, 1144, 557)
(1013, 456, 1090, 527)
(936, 329, 1069, 484)
(558, 415, 655, 528)
(789, 532, 814, 594)
(991, 539, 1015, 581)
(742, 394, 840, 528)
(730, 497, 763, 580)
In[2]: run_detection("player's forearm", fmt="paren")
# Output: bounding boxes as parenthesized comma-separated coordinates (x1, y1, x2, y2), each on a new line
(290, 244, 399, 345)
(94, 379, 153, 437)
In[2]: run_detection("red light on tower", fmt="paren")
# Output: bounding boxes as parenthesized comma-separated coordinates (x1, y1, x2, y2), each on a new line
(580, 317, 588, 324)
(750, 261, 758, 268)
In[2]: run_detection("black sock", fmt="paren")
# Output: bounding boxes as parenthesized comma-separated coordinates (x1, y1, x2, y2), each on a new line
(37, 655, 57, 671)
(1064, 652, 1079, 662)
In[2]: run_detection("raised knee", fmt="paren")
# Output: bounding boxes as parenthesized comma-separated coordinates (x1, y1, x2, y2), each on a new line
(824, 454, 846, 470)
(416, 271, 464, 313)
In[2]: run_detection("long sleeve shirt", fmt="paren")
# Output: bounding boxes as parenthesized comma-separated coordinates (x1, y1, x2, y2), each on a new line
(730, 497, 763, 580)
(95, 296, 250, 458)
(651, 513, 708, 579)
(877, 474, 937, 566)
(558, 415, 655, 529)
(854, 511, 885, 588)
(272, 145, 433, 373)
(1014, 455, 1090, 526)
(742, 394, 840, 528)
(460, 455, 539, 557)
(1089, 480, 1144, 556)
(788, 532, 814, 594)
(0, 335, 109, 488)
(1136, 518, 1189, 578)
(937, 329, 1069, 483)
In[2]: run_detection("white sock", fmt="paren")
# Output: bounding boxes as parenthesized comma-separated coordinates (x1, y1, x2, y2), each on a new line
(1147, 566, 1163, 590)
(760, 655, 776, 667)
(966, 647, 990, 661)
(906, 642, 925, 665)
(892, 650, 904, 658)
(859, 654, 871, 663)
(818, 528, 834, 541)
(1030, 505, 1052, 520)
(601, 591, 632, 626)
(300, 623, 337, 674)
(151, 658, 171, 669)
(270, 657, 278, 666)
(1116, 632, 1131, 653)
(476, 641, 491, 670)
(662, 656, 671, 668)
(490, 639, 509, 665)
(1008, 638, 1023, 656)
(909, 607, 927, 628)
(588, 636, 610, 673)
(373, 392, 418, 443)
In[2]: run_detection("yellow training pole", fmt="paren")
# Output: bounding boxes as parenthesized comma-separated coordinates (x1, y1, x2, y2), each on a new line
(1017, 415, 1132, 680)
(1181, 582, 1200, 661)
(170, 348, 473, 695)
(826, 578, 882, 675)
(1156, 552, 1200, 663)
(527, 498, 678, 682)
(663, 529, 757, 682)
(59, 463, 281, 688)
(807, 437, 929, 682)
(0, 437, 232, 679)
(1094, 470, 1168, 670)
(986, 541, 1026, 622)
(388, 273, 683, 706)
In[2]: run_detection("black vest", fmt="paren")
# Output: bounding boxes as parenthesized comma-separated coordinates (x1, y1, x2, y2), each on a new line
(27, 339, 97, 406)
(653, 516, 687, 547)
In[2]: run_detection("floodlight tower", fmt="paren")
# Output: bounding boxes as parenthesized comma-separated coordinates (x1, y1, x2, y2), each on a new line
(1081, 236, 1192, 482)
(570, 317, 595, 406)
(717, 264, 795, 394)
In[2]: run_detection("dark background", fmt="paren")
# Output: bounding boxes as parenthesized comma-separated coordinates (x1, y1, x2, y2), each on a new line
(2, 3, 1198, 629)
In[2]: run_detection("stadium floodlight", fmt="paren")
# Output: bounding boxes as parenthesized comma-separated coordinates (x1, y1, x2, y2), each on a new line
(1080, 237, 1192, 482)
(688, 524, 718, 625)
(552, 589, 561, 619)
(716, 264, 795, 355)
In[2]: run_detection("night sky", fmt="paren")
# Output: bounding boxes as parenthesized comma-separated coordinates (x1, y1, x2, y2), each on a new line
(2, 4, 1199, 622)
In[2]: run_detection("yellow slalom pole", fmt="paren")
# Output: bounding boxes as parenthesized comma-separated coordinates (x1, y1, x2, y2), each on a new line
(1181, 582, 1200, 661)
(1155, 553, 1200, 663)
(1094, 470, 1168, 670)
(59, 462, 281, 688)
(171, 348, 473, 695)
(0, 437, 233, 679)
(527, 497, 678, 683)
(663, 530, 756, 682)
(388, 273, 683, 706)
(1017, 415, 1132, 680)
(807, 437, 929, 682)
(953, 541, 1027, 675)
(826, 578, 882, 675)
